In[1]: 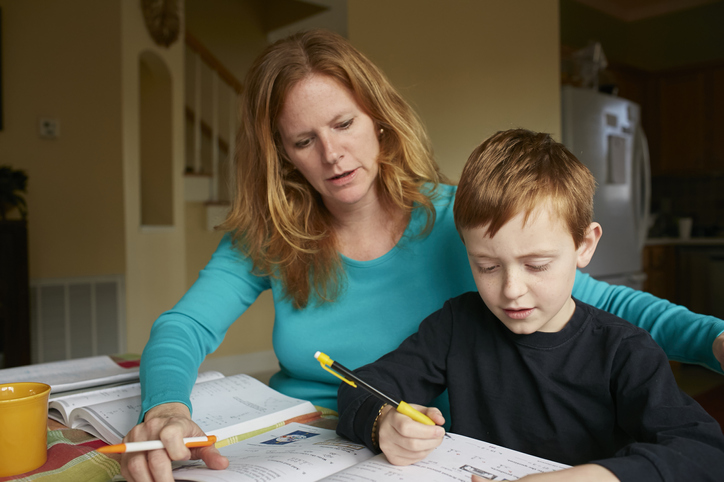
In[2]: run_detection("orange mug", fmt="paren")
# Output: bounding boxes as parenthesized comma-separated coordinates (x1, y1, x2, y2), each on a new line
(0, 382, 51, 477)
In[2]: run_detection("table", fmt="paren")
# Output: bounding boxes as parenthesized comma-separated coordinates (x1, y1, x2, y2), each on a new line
(0, 412, 338, 482)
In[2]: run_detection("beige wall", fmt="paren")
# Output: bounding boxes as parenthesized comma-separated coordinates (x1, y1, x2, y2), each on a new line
(349, 0, 561, 181)
(121, 1, 188, 354)
(0, 0, 125, 279)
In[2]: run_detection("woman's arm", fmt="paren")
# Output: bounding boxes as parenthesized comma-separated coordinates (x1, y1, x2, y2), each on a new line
(572, 271, 724, 373)
(139, 234, 270, 419)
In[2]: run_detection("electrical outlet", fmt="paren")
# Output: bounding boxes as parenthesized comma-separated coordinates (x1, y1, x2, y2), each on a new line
(39, 118, 60, 139)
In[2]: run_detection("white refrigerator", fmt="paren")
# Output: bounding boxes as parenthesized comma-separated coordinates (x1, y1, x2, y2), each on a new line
(561, 86, 651, 290)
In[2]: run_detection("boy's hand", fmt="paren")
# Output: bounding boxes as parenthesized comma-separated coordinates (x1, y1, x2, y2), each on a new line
(714, 333, 724, 372)
(378, 403, 446, 466)
(471, 464, 619, 481)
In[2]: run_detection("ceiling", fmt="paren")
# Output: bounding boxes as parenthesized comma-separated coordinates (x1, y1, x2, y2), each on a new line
(571, 0, 720, 21)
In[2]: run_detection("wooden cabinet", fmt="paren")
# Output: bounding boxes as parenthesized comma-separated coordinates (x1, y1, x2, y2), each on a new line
(642, 244, 677, 301)
(707, 65, 724, 171)
(604, 60, 724, 176)
(0, 221, 31, 368)
(654, 63, 724, 176)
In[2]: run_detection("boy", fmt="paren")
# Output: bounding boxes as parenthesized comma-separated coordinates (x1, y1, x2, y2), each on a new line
(336, 129, 724, 481)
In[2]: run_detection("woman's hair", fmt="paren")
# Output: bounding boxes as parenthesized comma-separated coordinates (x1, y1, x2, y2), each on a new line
(454, 129, 596, 248)
(220, 29, 447, 309)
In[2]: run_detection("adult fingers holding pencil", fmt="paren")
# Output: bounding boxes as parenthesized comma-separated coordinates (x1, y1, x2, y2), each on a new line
(377, 403, 446, 466)
(120, 402, 229, 482)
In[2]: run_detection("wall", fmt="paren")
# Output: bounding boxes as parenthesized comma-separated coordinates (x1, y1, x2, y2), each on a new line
(348, 0, 561, 180)
(0, 0, 125, 279)
(121, 1, 187, 354)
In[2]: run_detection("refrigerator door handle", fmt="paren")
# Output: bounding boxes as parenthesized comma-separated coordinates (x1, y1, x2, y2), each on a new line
(633, 124, 651, 251)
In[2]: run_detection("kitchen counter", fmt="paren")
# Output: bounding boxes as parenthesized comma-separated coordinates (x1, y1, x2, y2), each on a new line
(646, 237, 724, 246)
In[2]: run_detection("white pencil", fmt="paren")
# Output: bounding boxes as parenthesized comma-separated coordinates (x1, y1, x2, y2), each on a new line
(96, 435, 217, 454)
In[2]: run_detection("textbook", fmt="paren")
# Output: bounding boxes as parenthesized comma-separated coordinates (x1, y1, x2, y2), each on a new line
(0, 355, 140, 393)
(47, 372, 320, 446)
(168, 422, 570, 481)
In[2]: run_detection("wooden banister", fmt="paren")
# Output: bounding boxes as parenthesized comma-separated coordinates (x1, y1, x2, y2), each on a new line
(185, 31, 243, 94)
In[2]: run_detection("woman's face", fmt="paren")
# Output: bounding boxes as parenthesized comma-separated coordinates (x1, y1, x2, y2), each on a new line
(276, 74, 381, 212)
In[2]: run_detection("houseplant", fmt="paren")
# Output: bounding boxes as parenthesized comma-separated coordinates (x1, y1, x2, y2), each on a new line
(0, 165, 28, 220)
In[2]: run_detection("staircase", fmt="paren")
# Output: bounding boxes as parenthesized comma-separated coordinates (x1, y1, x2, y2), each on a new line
(184, 32, 242, 230)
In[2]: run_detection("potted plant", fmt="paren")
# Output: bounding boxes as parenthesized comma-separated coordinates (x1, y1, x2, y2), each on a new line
(0, 165, 28, 220)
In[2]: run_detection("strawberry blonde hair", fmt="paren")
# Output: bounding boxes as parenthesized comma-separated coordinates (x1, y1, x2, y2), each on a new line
(220, 29, 448, 309)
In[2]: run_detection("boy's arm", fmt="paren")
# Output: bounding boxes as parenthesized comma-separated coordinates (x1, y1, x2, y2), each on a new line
(572, 271, 724, 373)
(591, 329, 724, 481)
(336, 303, 452, 454)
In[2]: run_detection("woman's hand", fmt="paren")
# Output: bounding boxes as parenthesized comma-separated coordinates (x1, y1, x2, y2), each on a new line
(120, 402, 229, 482)
(378, 404, 446, 466)
(471, 464, 619, 482)
(714, 332, 724, 372)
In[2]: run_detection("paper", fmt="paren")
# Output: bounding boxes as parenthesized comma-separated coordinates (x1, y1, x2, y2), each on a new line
(0, 356, 139, 393)
(172, 423, 375, 481)
(170, 424, 569, 482)
(46, 373, 317, 445)
(321, 433, 570, 481)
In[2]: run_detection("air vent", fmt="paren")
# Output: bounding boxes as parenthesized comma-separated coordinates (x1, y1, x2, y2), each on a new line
(30, 276, 125, 363)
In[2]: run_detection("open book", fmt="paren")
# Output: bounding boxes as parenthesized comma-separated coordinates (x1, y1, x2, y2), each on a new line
(0, 355, 140, 393)
(168, 422, 569, 481)
(47, 372, 320, 446)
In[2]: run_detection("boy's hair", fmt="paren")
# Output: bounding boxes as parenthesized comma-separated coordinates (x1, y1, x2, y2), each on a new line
(454, 129, 596, 248)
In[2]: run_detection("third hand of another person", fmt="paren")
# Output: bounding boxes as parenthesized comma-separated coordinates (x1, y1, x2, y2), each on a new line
(471, 464, 620, 482)
(120, 402, 229, 482)
(377, 403, 446, 466)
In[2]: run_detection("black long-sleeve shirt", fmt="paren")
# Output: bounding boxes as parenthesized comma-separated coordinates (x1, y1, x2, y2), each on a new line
(337, 293, 724, 481)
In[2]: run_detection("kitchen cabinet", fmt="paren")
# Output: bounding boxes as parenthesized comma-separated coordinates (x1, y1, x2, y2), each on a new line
(642, 244, 677, 302)
(605, 60, 724, 177)
(644, 242, 724, 320)
(654, 63, 724, 176)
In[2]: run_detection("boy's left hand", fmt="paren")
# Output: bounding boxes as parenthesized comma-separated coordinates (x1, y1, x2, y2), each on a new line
(714, 333, 724, 372)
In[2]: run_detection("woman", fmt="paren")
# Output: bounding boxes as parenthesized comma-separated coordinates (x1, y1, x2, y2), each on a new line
(122, 29, 724, 481)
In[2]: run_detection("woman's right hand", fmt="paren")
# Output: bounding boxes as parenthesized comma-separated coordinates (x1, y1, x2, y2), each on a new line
(120, 402, 229, 482)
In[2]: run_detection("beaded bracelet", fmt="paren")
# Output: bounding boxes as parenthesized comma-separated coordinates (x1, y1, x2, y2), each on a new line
(371, 403, 389, 451)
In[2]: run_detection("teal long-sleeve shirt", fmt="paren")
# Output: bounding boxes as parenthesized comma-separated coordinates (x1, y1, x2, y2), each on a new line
(139, 184, 724, 419)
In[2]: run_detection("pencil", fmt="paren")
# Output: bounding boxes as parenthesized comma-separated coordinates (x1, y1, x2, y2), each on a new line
(96, 435, 217, 454)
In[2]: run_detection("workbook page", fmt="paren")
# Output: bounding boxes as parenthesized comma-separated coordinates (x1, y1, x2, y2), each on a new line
(171, 423, 374, 482)
(48, 371, 224, 426)
(0, 356, 139, 393)
(321, 433, 569, 481)
(73, 374, 318, 445)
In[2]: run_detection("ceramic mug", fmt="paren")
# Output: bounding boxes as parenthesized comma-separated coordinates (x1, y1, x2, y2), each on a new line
(0, 382, 51, 477)
(678, 217, 693, 240)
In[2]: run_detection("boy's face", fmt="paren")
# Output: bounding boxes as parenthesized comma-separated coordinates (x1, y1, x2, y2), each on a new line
(462, 204, 600, 334)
